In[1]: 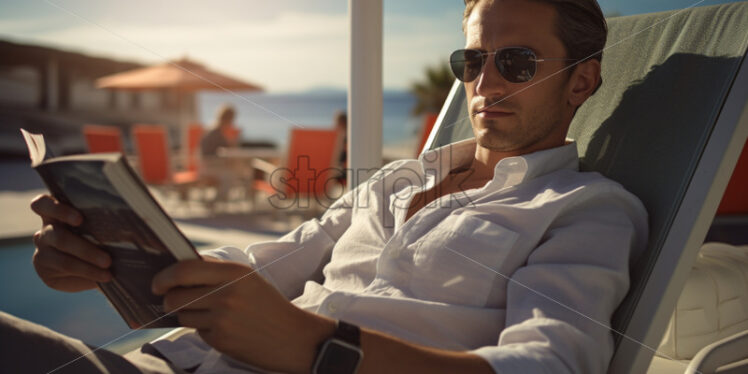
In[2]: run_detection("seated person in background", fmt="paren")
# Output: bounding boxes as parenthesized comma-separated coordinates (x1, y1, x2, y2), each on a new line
(201, 104, 239, 157)
(200, 104, 241, 204)
(3, 0, 649, 373)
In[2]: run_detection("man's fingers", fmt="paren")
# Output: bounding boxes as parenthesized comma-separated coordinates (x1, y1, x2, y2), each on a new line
(163, 286, 215, 313)
(34, 247, 112, 283)
(44, 275, 100, 293)
(35, 224, 111, 268)
(30, 194, 82, 226)
(152, 260, 250, 295)
(175, 310, 213, 330)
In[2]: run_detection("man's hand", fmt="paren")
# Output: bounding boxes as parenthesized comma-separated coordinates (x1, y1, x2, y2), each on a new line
(30, 194, 112, 292)
(151, 262, 494, 374)
(152, 259, 334, 374)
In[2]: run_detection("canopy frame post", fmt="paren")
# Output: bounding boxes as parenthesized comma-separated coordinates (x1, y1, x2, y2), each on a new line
(348, 0, 383, 189)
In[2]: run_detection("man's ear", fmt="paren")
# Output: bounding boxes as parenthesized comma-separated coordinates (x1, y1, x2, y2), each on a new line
(567, 59, 601, 107)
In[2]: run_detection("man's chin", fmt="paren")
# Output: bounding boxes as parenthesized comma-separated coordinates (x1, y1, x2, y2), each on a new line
(476, 136, 517, 152)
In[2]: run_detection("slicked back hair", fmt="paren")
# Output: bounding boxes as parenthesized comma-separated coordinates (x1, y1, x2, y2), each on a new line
(463, 0, 607, 70)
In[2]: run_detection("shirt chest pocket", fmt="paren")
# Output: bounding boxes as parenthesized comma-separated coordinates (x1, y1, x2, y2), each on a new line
(408, 214, 519, 307)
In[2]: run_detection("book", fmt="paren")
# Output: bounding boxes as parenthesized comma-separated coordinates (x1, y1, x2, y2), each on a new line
(21, 129, 200, 329)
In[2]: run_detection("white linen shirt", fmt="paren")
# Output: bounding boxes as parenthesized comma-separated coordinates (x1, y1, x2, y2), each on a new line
(151, 138, 649, 374)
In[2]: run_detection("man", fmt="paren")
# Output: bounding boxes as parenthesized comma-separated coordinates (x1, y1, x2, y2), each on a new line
(2, 0, 647, 373)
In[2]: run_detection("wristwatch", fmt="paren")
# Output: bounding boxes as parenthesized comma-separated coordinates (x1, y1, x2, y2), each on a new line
(312, 320, 364, 374)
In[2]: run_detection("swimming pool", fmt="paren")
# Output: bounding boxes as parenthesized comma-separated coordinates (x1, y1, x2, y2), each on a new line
(0, 238, 176, 353)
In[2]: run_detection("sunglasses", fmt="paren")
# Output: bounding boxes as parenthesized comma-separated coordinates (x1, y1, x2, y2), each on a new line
(449, 47, 576, 83)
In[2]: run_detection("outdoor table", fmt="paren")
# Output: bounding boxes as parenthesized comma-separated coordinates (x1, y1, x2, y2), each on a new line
(210, 147, 282, 207)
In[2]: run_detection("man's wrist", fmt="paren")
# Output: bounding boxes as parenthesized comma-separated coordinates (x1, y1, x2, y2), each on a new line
(312, 320, 364, 374)
(292, 311, 336, 374)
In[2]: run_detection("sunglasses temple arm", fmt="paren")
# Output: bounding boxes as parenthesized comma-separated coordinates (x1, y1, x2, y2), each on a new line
(533, 58, 579, 62)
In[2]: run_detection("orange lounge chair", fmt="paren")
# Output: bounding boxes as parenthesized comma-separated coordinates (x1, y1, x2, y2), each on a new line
(253, 128, 342, 212)
(185, 124, 204, 173)
(415, 113, 439, 157)
(82, 124, 124, 154)
(131, 124, 199, 188)
(716, 138, 748, 215)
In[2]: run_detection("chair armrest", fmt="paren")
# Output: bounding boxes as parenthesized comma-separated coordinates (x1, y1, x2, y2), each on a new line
(686, 330, 748, 374)
(251, 158, 278, 175)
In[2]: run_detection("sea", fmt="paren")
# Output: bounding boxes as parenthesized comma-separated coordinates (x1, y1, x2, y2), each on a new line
(197, 89, 423, 156)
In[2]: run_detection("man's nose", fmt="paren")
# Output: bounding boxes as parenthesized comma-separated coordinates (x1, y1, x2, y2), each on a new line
(474, 58, 509, 98)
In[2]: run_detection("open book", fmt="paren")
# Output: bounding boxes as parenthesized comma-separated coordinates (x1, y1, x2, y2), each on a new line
(21, 129, 200, 329)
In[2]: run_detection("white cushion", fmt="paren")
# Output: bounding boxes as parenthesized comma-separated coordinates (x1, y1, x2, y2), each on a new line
(657, 243, 748, 360)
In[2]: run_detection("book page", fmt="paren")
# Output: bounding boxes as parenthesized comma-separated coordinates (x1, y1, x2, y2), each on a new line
(20, 129, 50, 167)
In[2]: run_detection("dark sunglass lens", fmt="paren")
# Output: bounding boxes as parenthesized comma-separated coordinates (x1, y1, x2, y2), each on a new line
(496, 48, 536, 83)
(450, 49, 483, 82)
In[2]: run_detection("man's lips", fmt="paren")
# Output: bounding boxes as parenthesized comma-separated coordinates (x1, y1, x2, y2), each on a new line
(474, 107, 514, 118)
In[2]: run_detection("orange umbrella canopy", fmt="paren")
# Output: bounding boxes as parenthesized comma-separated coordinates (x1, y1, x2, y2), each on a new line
(96, 57, 262, 92)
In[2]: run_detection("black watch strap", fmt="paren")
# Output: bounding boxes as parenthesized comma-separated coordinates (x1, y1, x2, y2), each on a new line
(312, 320, 364, 374)
(333, 320, 361, 346)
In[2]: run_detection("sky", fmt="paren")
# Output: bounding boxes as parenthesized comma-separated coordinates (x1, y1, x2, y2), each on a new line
(0, 0, 741, 92)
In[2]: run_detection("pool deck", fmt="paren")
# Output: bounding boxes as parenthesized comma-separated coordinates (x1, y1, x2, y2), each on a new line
(0, 159, 288, 249)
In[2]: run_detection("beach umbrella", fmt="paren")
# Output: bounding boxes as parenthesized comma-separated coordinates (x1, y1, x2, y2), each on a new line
(96, 57, 262, 92)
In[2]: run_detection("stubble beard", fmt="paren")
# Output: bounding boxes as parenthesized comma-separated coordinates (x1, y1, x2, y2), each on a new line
(474, 118, 528, 152)
(473, 106, 563, 153)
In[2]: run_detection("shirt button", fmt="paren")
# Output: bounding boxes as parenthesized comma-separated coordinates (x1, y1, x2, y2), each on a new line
(327, 302, 338, 313)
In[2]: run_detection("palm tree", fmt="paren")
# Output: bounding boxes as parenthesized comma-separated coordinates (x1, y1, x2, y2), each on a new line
(408, 61, 455, 154)
(409, 62, 454, 116)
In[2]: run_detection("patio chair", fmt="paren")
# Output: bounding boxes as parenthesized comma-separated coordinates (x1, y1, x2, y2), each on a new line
(131, 124, 200, 200)
(252, 128, 343, 215)
(82, 124, 124, 154)
(184, 123, 204, 173)
(424, 2, 748, 373)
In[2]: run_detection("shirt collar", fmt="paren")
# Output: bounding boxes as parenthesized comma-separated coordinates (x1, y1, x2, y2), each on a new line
(417, 138, 579, 189)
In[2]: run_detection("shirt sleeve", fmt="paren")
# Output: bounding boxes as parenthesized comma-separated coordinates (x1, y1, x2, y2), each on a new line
(201, 187, 356, 300)
(471, 185, 649, 374)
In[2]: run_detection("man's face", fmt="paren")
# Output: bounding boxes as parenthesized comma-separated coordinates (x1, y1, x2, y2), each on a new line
(464, 0, 574, 155)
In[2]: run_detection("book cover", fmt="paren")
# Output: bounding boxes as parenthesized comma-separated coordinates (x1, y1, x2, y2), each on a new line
(21, 129, 200, 329)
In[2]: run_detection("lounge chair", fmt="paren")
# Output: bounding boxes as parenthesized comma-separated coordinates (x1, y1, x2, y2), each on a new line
(650, 242, 748, 374)
(252, 128, 343, 215)
(715, 138, 748, 216)
(131, 124, 200, 201)
(650, 128, 748, 374)
(425, 2, 748, 373)
(415, 113, 438, 157)
(153, 3, 748, 371)
(184, 123, 204, 173)
(82, 124, 124, 154)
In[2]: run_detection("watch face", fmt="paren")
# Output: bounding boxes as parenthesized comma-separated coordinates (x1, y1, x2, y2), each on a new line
(314, 339, 363, 374)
